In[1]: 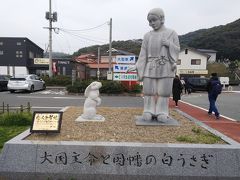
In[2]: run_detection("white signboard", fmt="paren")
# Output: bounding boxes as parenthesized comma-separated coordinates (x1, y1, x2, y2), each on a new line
(34, 58, 49, 65)
(113, 64, 136, 73)
(178, 69, 208, 75)
(113, 73, 138, 81)
(116, 55, 136, 64)
(107, 71, 113, 80)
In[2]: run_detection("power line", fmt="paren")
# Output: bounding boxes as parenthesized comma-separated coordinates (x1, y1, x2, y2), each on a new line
(59, 21, 108, 32)
(60, 29, 107, 44)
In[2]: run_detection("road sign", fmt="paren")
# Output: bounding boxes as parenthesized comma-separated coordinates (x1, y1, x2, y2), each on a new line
(113, 64, 136, 73)
(116, 55, 136, 64)
(113, 73, 137, 81)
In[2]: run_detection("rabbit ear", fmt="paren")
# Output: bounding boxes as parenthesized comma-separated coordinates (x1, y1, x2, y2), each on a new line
(84, 83, 92, 97)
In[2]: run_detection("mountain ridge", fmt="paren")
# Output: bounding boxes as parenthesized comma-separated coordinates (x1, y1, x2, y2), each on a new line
(73, 18, 240, 61)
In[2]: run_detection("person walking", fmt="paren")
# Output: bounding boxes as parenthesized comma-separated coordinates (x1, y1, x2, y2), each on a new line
(207, 73, 222, 119)
(172, 75, 183, 107)
(180, 77, 186, 94)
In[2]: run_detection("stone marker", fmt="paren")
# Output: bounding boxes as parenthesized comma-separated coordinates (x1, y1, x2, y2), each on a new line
(0, 129, 240, 180)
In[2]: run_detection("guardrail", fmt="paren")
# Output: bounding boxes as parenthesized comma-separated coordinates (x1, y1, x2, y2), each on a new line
(0, 102, 31, 114)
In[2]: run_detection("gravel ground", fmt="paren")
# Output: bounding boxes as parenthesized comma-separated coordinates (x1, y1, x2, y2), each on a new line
(27, 107, 225, 144)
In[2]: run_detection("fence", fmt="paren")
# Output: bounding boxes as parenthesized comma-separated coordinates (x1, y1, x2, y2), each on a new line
(0, 102, 31, 114)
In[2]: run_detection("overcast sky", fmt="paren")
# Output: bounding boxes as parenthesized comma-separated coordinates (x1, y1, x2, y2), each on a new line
(1, 0, 240, 54)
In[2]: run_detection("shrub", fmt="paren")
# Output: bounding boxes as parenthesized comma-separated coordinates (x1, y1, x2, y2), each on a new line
(67, 80, 125, 94)
(100, 81, 124, 94)
(129, 84, 143, 93)
(0, 112, 32, 126)
(41, 75, 72, 86)
(66, 80, 93, 93)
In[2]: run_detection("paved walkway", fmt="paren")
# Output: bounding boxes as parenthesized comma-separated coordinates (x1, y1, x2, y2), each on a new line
(169, 99, 240, 143)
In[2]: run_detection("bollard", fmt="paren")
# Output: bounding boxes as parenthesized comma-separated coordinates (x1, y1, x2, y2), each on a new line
(7, 104, 9, 114)
(2, 102, 4, 113)
(228, 86, 233, 91)
(20, 105, 23, 113)
(27, 102, 31, 113)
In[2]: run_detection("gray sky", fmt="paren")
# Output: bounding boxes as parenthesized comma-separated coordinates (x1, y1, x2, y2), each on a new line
(1, 0, 240, 54)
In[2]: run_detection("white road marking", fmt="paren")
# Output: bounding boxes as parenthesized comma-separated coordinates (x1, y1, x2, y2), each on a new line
(17, 96, 85, 100)
(180, 100, 238, 122)
(31, 106, 64, 109)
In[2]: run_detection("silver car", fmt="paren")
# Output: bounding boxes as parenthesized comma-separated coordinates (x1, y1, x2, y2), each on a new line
(7, 74, 46, 93)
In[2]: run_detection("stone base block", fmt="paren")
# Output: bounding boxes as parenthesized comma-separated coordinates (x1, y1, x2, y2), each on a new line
(0, 130, 240, 180)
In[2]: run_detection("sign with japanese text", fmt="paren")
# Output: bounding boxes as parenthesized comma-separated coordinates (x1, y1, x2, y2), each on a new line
(39, 150, 215, 171)
(30, 111, 63, 133)
(113, 73, 137, 81)
(113, 64, 136, 73)
(116, 55, 136, 64)
(34, 58, 49, 65)
(178, 69, 208, 75)
(107, 71, 113, 80)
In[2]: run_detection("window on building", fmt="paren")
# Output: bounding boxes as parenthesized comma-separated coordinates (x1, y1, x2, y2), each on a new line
(16, 51, 23, 58)
(62, 67, 66, 76)
(16, 42, 22, 46)
(36, 54, 41, 58)
(0, 42, 3, 46)
(29, 51, 34, 59)
(0, 51, 3, 55)
(185, 49, 188, 54)
(191, 59, 201, 65)
(177, 59, 181, 65)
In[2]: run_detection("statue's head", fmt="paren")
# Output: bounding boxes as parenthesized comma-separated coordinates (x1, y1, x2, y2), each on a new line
(147, 8, 165, 31)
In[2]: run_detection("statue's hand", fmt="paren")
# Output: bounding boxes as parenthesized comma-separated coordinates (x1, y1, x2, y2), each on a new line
(162, 38, 170, 47)
(171, 63, 177, 72)
(126, 65, 137, 73)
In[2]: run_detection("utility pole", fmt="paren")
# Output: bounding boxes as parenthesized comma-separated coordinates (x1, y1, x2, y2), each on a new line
(49, 0, 53, 77)
(45, 0, 57, 77)
(108, 18, 112, 76)
(97, 47, 100, 81)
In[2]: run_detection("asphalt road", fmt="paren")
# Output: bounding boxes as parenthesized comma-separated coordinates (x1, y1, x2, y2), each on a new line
(0, 88, 239, 121)
(0, 90, 143, 111)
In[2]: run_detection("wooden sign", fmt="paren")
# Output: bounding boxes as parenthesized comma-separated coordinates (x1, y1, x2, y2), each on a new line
(30, 112, 63, 133)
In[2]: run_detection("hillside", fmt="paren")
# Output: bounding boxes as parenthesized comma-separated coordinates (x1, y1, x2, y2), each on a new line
(72, 40, 142, 57)
(179, 18, 240, 60)
(73, 18, 240, 60)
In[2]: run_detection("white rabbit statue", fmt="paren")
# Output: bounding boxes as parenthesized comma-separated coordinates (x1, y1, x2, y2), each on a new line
(79, 81, 104, 121)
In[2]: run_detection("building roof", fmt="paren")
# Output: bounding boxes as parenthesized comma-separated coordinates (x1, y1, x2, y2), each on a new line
(197, 49, 217, 53)
(180, 47, 210, 58)
(103, 48, 135, 56)
(87, 63, 110, 69)
(74, 54, 97, 64)
(0, 37, 44, 51)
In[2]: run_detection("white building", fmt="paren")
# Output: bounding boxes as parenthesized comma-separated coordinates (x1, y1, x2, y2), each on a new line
(197, 49, 217, 64)
(177, 48, 209, 77)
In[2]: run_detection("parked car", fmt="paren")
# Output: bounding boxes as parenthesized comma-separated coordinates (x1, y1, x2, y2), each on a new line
(7, 74, 46, 93)
(0, 75, 10, 91)
(186, 77, 209, 92)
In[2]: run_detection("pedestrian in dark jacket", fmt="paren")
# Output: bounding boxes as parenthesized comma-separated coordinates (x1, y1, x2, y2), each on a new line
(172, 75, 183, 107)
(207, 73, 222, 119)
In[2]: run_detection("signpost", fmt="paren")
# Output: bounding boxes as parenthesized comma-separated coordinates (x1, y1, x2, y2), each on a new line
(113, 73, 137, 81)
(113, 64, 136, 73)
(113, 55, 138, 89)
(116, 55, 136, 64)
